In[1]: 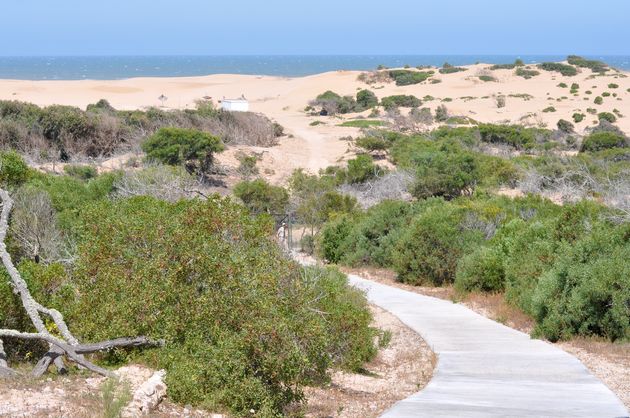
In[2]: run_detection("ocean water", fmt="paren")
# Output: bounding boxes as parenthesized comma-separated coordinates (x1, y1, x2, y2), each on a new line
(0, 55, 628, 80)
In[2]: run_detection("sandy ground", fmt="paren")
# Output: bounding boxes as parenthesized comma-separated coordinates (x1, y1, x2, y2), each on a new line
(2, 64, 629, 184)
(341, 266, 630, 410)
(303, 305, 435, 418)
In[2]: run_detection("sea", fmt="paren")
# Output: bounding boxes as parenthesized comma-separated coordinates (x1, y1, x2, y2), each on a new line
(0, 55, 628, 80)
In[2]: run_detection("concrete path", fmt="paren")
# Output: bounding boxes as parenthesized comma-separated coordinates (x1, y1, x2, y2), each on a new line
(348, 274, 629, 418)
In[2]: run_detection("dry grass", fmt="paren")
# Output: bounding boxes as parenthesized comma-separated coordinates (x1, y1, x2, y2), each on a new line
(302, 305, 436, 417)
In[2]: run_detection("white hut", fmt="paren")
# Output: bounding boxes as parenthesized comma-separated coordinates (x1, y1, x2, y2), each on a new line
(221, 96, 249, 112)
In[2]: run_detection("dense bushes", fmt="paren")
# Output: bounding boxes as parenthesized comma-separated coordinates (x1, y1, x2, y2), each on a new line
(387, 70, 433, 86)
(567, 55, 608, 73)
(515, 67, 540, 79)
(63, 196, 377, 415)
(142, 127, 224, 173)
(233, 179, 289, 214)
(381, 95, 421, 110)
(0, 100, 280, 161)
(356, 89, 378, 109)
(538, 62, 578, 76)
(580, 132, 627, 152)
(478, 124, 550, 150)
(439, 63, 467, 74)
(0, 151, 31, 187)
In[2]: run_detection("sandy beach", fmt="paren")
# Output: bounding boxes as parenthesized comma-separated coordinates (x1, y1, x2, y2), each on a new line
(1, 64, 629, 182)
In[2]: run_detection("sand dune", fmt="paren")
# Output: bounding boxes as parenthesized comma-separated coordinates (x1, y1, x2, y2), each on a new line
(1, 64, 629, 182)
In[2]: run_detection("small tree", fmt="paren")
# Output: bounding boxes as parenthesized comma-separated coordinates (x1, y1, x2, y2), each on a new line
(234, 179, 289, 214)
(435, 105, 449, 122)
(356, 89, 378, 110)
(142, 127, 224, 174)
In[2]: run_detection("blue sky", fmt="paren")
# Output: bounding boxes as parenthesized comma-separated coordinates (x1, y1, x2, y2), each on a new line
(1, 0, 629, 56)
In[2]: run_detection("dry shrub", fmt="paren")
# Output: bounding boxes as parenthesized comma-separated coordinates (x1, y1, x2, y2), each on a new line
(113, 165, 202, 202)
(339, 171, 414, 209)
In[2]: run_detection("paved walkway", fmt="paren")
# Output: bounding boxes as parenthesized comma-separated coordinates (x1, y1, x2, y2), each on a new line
(348, 274, 629, 418)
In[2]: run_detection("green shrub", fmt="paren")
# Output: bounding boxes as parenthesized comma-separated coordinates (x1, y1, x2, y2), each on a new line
(356, 89, 379, 109)
(318, 215, 356, 263)
(355, 136, 390, 152)
(439, 63, 467, 74)
(387, 70, 433, 86)
(67, 197, 377, 415)
(594, 96, 603, 105)
(557, 119, 574, 133)
(0, 151, 31, 187)
(572, 113, 585, 123)
(580, 132, 627, 152)
(543, 106, 556, 113)
(338, 120, 384, 128)
(411, 147, 479, 200)
(455, 246, 505, 292)
(478, 124, 546, 150)
(334, 200, 419, 267)
(531, 223, 630, 341)
(567, 55, 608, 73)
(233, 179, 289, 214)
(393, 203, 482, 286)
(312, 91, 359, 115)
(602, 92, 611, 97)
(63, 164, 98, 180)
(515, 68, 540, 79)
(598, 112, 617, 123)
(142, 127, 224, 173)
(538, 62, 578, 76)
(435, 105, 449, 122)
(479, 75, 496, 82)
(381, 95, 421, 110)
(557, 83, 568, 88)
(608, 83, 619, 89)
(86, 99, 116, 113)
(346, 155, 382, 184)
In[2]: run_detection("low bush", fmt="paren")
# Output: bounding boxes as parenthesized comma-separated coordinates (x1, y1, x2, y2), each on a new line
(515, 67, 540, 79)
(393, 202, 483, 285)
(608, 83, 619, 89)
(477, 124, 546, 150)
(142, 127, 224, 174)
(580, 132, 627, 152)
(435, 105, 449, 122)
(479, 75, 496, 82)
(538, 62, 578, 76)
(356, 89, 379, 109)
(598, 112, 617, 123)
(0, 151, 31, 187)
(66, 196, 377, 415)
(355, 136, 390, 152)
(594, 96, 603, 105)
(388, 70, 433, 86)
(63, 164, 98, 180)
(338, 120, 384, 128)
(381, 95, 421, 110)
(567, 55, 608, 73)
(346, 155, 383, 184)
(311, 91, 359, 115)
(439, 63, 467, 74)
(542, 106, 556, 113)
(556, 119, 574, 133)
(233, 179, 289, 214)
(573, 113, 585, 123)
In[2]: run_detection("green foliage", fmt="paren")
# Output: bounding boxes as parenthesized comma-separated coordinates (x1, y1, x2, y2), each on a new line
(0, 151, 31, 187)
(572, 113, 585, 123)
(63, 164, 98, 180)
(381, 95, 421, 110)
(233, 179, 289, 214)
(355, 136, 390, 152)
(542, 106, 556, 113)
(608, 83, 619, 89)
(67, 197, 376, 415)
(387, 70, 433, 86)
(439, 63, 467, 74)
(567, 55, 608, 73)
(538, 62, 578, 76)
(411, 146, 479, 200)
(515, 67, 540, 79)
(393, 202, 483, 286)
(142, 127, 224, 173)
(580, 132, 627, 152)
(356, 89, 378, 109)
(338, 120, 384, 128)
(236, 153, 259, 178)
(478, 124, 548, 150)
(346, 155, 383, 184)
(594, 96, 603, 105)
(313, 91, 359, 114)
(456, 246, 506, 292)
(557, 83, 568, 88)
(479, 75, 496, 82)
(598, 112, 617, 123)
(86, 99, 116, 113)
(556, 119, 574, 133)
(101, 379, 133, 418)
(435, 105, 449, 122)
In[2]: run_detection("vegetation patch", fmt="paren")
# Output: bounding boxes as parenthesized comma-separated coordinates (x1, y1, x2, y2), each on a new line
(338, 120, 385, 128)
